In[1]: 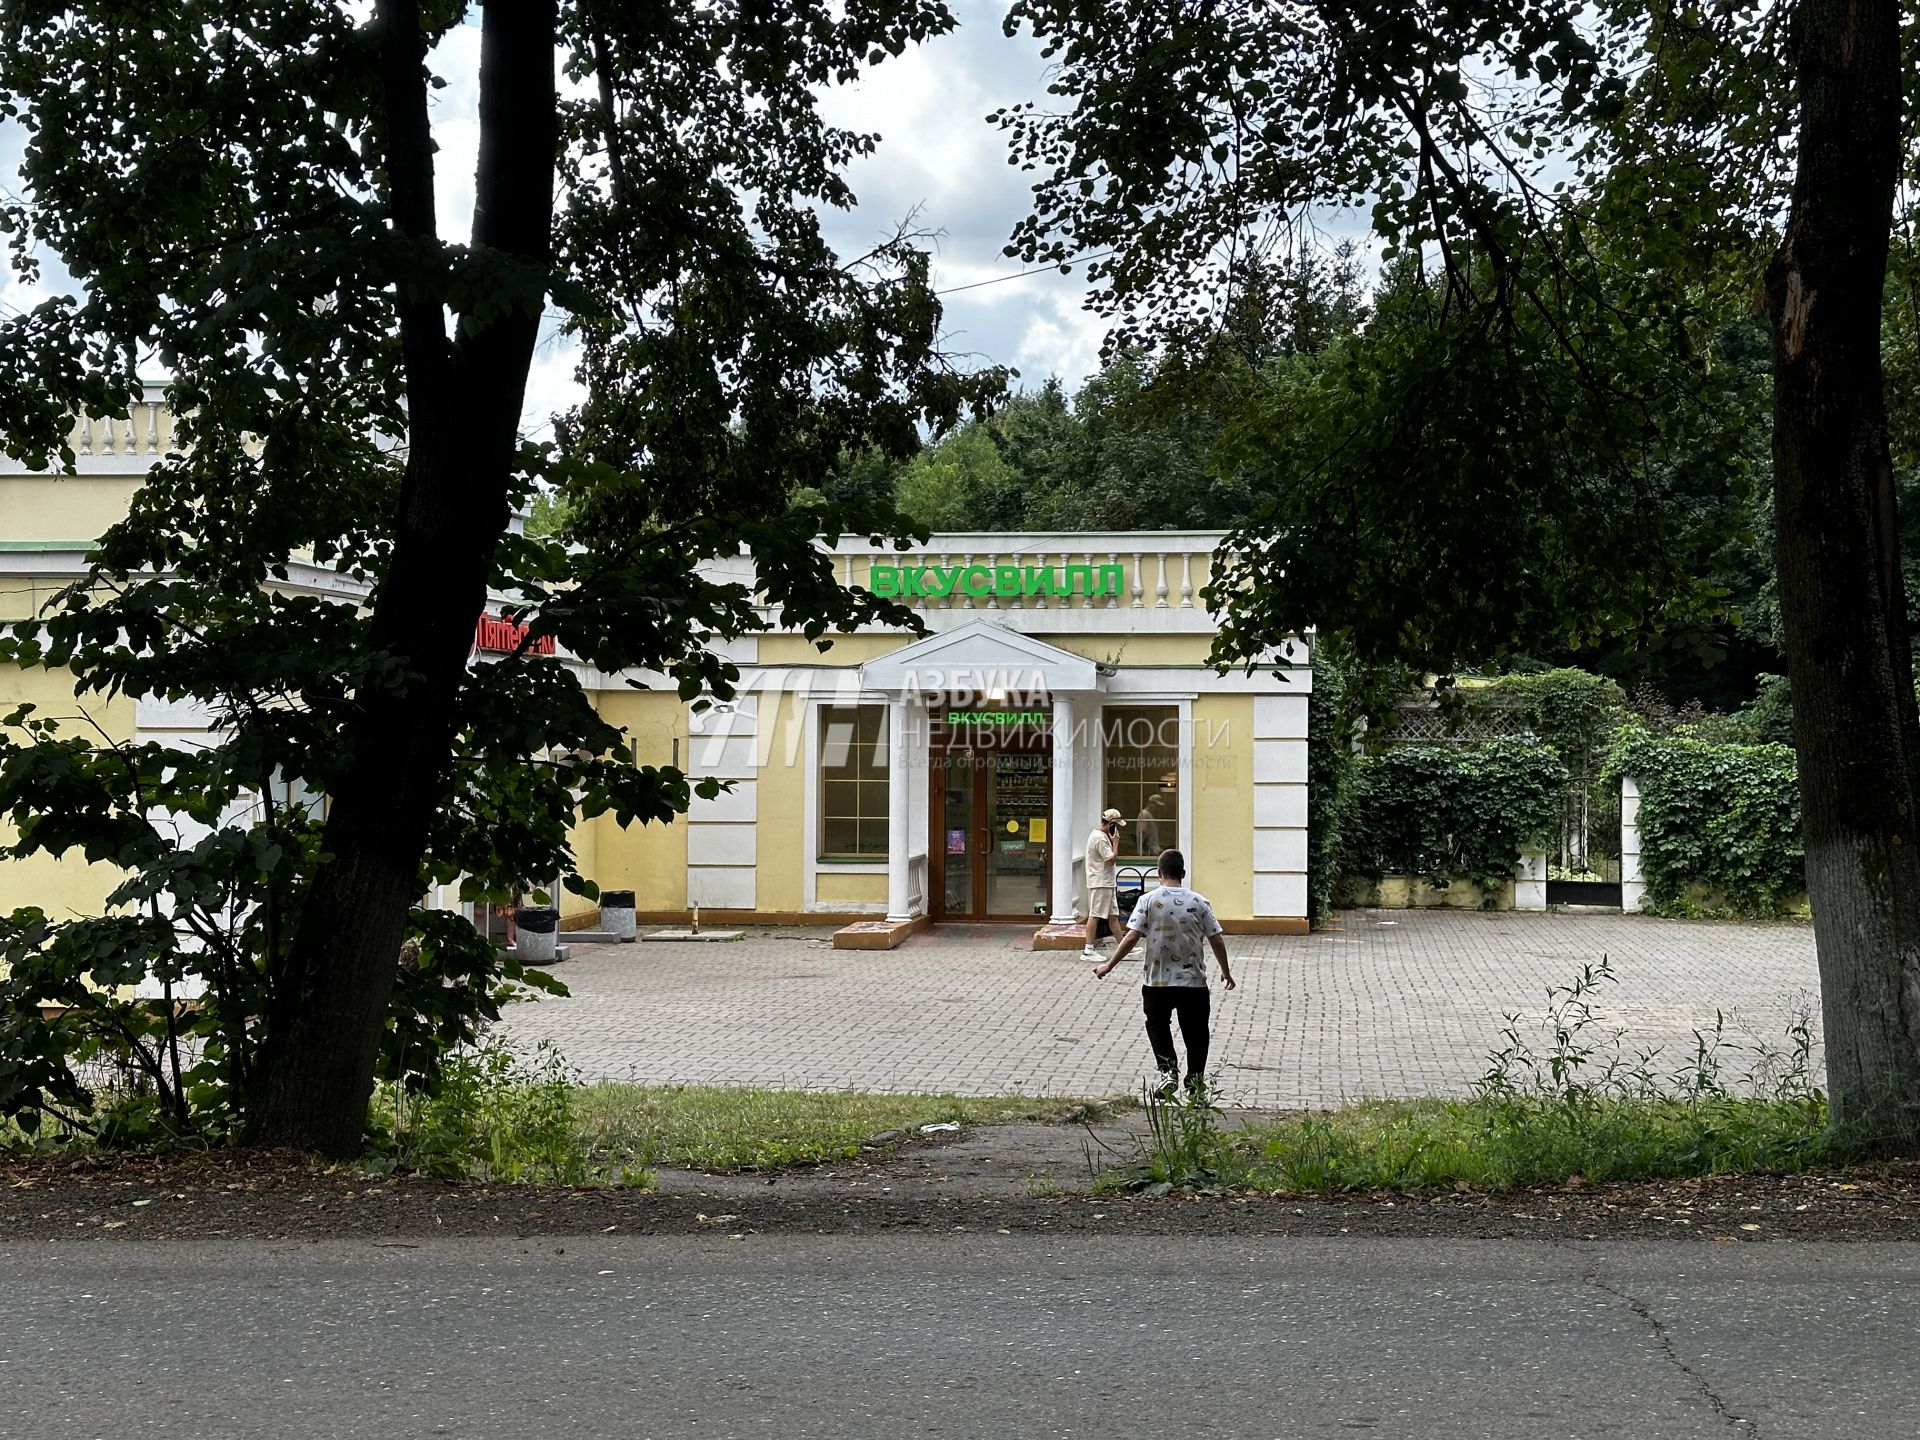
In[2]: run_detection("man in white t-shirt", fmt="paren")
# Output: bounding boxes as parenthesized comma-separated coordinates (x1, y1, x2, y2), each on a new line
(1091, 848, 1235, 1096)
(1080, 807, 1125, 958)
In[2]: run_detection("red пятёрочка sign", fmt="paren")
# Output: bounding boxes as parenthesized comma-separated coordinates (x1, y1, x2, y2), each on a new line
(474, 612, 556, 656)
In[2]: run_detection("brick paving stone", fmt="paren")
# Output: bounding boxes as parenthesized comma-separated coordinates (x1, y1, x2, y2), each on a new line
(500, 909, 1823, 1107)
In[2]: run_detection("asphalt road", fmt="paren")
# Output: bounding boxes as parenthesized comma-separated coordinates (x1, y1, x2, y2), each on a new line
(3, 1235, 1911, 1439)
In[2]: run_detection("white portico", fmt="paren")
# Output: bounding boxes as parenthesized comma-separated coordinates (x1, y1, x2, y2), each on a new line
(857, 621, 1109, 942)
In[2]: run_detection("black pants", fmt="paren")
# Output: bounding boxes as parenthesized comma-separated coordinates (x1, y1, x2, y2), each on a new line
(1141, 985, 1210, 1085)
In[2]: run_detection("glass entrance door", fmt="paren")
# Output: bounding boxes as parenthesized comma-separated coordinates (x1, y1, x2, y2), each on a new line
(939, 754, 976, 916)
(932, 742, 1052, 921)
(986, 751, 1049, 918)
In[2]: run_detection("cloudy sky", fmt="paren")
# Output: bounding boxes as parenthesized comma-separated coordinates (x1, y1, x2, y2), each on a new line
(0, 3, 1107, 439)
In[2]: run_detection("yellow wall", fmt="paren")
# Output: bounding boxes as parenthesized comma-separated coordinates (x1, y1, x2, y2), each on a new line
(755, 695, 806, 911)
(0, 580, 67, 624)
(561, 810, 600, 920)
(0, 663, 136, 919)
(1053, 632, 1218, 666)
(1188, 693, 1253, 920)
(816, 869, 887, 907)
(0, 476, 140, 543)
(586, 690, 688, 912)
(755, 633, 902, 666)
(0, 577, 125, 626)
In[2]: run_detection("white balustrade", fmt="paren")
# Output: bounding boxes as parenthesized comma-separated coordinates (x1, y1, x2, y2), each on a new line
(44, 385, 173, 470)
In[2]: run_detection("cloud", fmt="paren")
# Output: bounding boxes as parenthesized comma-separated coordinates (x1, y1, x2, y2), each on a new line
(813, 0, 1112, 393)
(520, 325, 583, 444)
(0, 119, 79, 321)
(426, 22, 483, 244)
(1009, 289, 1109, 391)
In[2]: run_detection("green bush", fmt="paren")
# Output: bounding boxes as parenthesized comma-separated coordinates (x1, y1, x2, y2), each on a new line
(0, 706, 568, 1149)
(1609, 726, 1804, 916)
(1341, 738, 1566, 896)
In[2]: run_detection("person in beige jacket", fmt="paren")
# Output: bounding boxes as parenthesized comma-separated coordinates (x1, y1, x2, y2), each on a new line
(1081, 807, 1125, 958)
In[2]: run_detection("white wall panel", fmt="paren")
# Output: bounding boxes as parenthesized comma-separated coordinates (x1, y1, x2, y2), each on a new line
(1252, 828, 1308, 875)
(1252, 873, 1308, 918)
(688, 824, 756, 868)
(688, 780, 757, 824)
(686, 734, 759, 780)
(687, 865, 756, 909)
(1252, 783, 1308, 830)
(1252, 693, 1309, 740)
(1252, 737, 1308, 785)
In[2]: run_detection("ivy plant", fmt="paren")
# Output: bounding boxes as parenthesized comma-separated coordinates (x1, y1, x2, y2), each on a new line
(1341, 739, 1567, 901)
(1608, 727, 1804, 918)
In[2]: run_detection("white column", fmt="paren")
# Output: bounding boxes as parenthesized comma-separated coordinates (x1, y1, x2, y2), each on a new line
(1620, 776, 1646, 913)
(1050, 694, 1078, 924)
(1514, 852, 1548, 910)
(885, 694, 913, 922)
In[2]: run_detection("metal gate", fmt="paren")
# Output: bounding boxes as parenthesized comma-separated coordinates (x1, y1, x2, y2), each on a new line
(1545, 767, 1622, 906)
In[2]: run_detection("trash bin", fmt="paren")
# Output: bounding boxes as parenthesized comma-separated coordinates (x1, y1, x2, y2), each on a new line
(514, 905, 561, 964)
(600, 889, 636, 943)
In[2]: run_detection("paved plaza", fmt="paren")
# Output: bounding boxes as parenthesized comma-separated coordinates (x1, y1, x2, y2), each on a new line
(501, 910, 1823, 1107)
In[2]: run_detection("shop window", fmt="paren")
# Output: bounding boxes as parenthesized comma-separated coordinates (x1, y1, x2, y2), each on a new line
(1101, 705, 1180, 861)
(268, 767, 328, 822)
(819, 705, 890, 858)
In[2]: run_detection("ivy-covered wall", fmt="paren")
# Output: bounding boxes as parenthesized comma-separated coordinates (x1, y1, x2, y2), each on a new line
(1609, 728, 1804, 917)
(1309, 664, 1810, 920)
(1339, 739, 1566, 901)
(1305, 655, 1355, 921)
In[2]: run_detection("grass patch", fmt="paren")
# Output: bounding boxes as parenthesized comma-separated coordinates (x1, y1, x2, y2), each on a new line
(14, 1028, 1119, 1186)
(573, 1085, 1115, 1173)
(1113, 957, 1839, 1195)
(1127, 1093, 1834, 1195)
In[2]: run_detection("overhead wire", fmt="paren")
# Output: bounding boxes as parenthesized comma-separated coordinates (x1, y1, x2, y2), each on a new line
(935, 251, 1116, 295)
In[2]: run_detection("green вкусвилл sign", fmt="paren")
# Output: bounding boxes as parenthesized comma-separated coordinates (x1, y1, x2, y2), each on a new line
(945, 709, 1047, 726)
(866, 561, 1125, 600)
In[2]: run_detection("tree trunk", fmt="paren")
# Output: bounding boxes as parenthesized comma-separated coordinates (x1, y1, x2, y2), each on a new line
(244, 0, 558, 1157)
(1767, 0, 1920, 1154)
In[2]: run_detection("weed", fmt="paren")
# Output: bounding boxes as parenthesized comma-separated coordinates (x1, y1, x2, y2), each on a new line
(1138, 1082, 1230, 1187)
(367, 1036, 617, 1184)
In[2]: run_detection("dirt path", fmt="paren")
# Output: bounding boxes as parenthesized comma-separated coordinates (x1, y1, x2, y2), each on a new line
(5, 1116, 1919, 1244)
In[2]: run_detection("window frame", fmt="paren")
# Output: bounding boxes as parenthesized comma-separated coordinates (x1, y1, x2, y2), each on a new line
(817, 703, 891, 861)
(1099, 703, 1182, 864)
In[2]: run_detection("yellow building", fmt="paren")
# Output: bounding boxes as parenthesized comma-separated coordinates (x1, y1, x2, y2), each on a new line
(2, 391, 1311, 950)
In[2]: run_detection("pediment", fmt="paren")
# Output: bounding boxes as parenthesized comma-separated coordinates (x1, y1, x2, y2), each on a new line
(859, 620, 1103, 698)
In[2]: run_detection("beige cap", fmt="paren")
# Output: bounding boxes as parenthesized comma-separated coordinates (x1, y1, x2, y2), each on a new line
(1101, 808, 1127, 825)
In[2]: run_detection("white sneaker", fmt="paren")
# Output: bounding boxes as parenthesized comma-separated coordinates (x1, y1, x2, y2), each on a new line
(1081, 946, 1100, 959)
